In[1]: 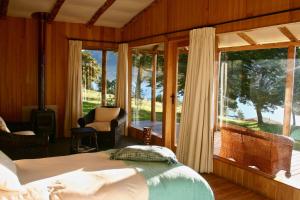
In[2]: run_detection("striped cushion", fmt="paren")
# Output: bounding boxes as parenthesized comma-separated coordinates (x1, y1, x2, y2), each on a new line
(110, 145, 178, 165)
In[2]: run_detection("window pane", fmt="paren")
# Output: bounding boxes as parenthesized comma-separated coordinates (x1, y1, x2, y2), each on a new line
(155, 54, 164, 122)
(175, 49, 188, 145)
(131, 44, 165, 136)
(292, 47, 300, 151)
(218, 48, 287, 134)
(81, 49, 102, 115)
(106, 51, 118, 106)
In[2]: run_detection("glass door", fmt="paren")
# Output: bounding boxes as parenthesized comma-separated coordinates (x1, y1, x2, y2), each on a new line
(171, 42, 189, 150)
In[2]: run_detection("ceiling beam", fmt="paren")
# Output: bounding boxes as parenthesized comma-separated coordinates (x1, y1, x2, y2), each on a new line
(237, 32, 257, 45)
(47, 0, 65, 22)
(278, 27, 298, 42)
(87, 0, 116, 27)
(0, 0, 9, 19)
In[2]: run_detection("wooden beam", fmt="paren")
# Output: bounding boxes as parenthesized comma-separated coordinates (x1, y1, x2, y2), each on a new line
(101, 50, 107, 106)
(278, 27, 298, 42)
(47, 0, 65, 22)
(219, 41, 300, 52)
(283, 46, 296, 136)
(151, 52, 157, 122)
(0, 0, 9, 19)
(237, 32, 257, 45)
(87, 0, 115, 27)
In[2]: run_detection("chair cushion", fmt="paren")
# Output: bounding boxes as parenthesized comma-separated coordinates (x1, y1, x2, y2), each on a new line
(86, 122, 111, 132)
(94, 107, 120, 122)
(0, 117, 10, 133)
(13, 131, 35, 136)
(0, 151, 21, 191)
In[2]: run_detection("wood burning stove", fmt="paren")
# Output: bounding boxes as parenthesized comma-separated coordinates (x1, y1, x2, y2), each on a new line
(31, 12, 56, 143)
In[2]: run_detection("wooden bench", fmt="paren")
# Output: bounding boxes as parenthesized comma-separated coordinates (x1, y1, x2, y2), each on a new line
(219, 125, 294, 177)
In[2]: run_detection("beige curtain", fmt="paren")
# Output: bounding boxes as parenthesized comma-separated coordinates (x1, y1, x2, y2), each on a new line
(116, 43, 129, 136)
(176, 28, 215, 173)
(64, 40, 82, 137)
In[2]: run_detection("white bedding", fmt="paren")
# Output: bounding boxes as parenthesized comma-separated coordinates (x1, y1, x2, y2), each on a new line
(0, 152, 148, 200)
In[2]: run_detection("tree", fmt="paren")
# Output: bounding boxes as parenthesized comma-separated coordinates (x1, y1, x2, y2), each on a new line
(177, 53, 188, 96)
(107, 79, 116, 95)
(292, 53, 300, 125)
(132, 53, 152, 100)
(81, 50, 100, 91)
(223, 48, 287, 124)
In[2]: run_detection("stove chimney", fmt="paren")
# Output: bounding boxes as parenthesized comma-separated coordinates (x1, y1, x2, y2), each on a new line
(32, 12, 48, 111)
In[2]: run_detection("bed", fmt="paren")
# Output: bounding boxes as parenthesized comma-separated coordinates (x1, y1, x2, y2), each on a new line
(0, 146, 214, 200)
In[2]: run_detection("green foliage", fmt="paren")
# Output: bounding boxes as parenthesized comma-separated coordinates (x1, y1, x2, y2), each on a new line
(81, 50, 101, 90)
(222, 48, 287, 124)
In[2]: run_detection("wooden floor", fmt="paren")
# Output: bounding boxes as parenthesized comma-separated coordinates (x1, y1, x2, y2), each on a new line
(202, 174, 269, 200)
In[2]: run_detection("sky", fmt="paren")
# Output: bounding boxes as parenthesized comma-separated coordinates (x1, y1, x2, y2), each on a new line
(88, 50, 117, 81)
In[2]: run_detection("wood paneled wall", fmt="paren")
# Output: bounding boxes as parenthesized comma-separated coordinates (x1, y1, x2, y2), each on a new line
(213, 158, 300, 200)
(0, 16, 120, 137)
(122, 0, 300, 41)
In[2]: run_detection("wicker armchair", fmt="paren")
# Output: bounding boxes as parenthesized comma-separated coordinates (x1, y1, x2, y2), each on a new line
(0, 121, 48, 160)
(78, 107, 126, 150)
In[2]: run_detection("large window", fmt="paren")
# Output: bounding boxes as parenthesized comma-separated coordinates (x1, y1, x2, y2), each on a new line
(216, 47, 300, 157)
(218, 48, 287, 134)
(131, 44, 165, 136)
(292, 47, 300, 150)
(81, 49, 117, 115)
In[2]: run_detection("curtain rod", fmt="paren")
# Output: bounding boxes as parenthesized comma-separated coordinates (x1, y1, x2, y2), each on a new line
(123, 6, 300, 43)
(68, 38, 119, 44)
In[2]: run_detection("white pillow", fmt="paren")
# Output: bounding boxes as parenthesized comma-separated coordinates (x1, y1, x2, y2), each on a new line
(0, 151, 21, 191)
(94, 107, 120, 122)
(0, 117, 10, 133)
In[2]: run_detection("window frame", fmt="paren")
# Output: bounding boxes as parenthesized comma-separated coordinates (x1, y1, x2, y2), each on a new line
(81, 43, 118, 114)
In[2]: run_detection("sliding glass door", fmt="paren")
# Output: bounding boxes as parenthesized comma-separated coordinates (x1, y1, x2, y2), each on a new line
(171, 42, 189, 150)
(130, 43, 165, 136)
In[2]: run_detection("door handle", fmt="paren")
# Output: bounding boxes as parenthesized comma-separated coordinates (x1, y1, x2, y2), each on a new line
(171, 94, 175, 104)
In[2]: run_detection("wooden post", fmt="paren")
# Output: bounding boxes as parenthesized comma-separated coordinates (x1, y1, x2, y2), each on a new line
(283, 46, 296, 136)
(151, 52, 157, 121)
(213, 36, 220, 131)
(163, 41, 175, 149)
(101, 50, 107, 106)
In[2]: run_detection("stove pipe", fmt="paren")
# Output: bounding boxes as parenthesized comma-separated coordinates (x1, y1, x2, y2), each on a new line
(32, 12, 48, 111)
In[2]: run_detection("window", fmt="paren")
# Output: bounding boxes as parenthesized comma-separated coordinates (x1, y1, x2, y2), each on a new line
(218, 48, 287, 134)
(292, 47, 300, 151)
(81, 49, 117, 115)
(130, 44, 165, 136)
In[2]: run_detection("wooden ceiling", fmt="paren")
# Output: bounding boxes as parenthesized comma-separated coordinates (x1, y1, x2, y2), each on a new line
(5, 0, 154, 28)
(218, 22, 300, 49)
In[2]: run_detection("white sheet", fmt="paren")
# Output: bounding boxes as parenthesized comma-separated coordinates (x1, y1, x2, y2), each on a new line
(0, 152, 148, 200)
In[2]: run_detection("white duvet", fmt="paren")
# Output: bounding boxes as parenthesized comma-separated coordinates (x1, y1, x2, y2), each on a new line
(0, 152, 148, 200)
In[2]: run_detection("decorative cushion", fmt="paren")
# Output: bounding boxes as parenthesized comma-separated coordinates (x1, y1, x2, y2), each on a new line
(110, 145, 178, 165)
(0, 151, 21, 191)
(94, 107, 120, 122)
(0, 116, 10, 133)
(13, 131, 35, 136)
(86, 122, 111, 132)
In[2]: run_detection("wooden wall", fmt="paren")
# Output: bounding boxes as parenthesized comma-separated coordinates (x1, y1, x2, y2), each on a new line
(0, 16, 120, 137)
(122, 0, 300, 41)
(213, 159, 300, 200)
